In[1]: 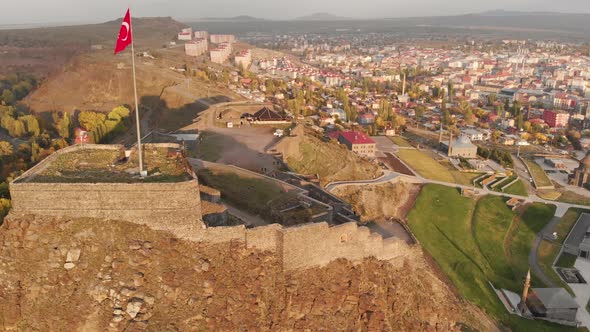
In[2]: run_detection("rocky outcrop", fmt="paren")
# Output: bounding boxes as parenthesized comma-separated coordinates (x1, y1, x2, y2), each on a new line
(0, 215, 496, 331)
(332, 182, 422, 222)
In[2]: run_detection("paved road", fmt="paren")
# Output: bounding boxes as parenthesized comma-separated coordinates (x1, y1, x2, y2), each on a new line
(529, 216, 561, 288)
(223, 201, 268, 227)
(370, 158, 590, 290)
(324, 171, 399, 192)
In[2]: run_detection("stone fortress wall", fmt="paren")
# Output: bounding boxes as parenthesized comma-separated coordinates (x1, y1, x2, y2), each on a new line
(9, 144, 412, 271)
(10, 144, 204, 239)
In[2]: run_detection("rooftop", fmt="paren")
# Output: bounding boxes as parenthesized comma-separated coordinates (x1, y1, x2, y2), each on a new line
(564, 213, 590, 252)
(14, 144, 193, 184)
(339, 131, 375, 145)
(531, 288, 579, 309)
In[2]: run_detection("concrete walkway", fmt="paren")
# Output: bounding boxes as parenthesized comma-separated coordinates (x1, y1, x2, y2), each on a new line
(528, 216, 561, 288)
(324, 171, 399, 192)
(223, 201, 268, 227)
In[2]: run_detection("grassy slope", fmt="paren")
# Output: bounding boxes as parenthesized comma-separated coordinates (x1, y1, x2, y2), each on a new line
(283, 133, 381, 185)
(408, 185, 573, 331)
(523, 159, 553, 188)
(503, 180, 529, 197)
(558, 191, 590, 206)
(396, 149, 481, 185)
(389, 136, 412, 147)
(197, 168, 286, 218)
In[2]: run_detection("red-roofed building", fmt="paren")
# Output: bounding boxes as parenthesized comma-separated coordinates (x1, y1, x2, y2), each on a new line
(337, 131, 376, 157)
(74, 128, 90, 144)
(543, 110, 570, 128)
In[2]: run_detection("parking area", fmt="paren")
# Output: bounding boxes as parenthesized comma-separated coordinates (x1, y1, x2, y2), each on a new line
(371, 136, 398, 157)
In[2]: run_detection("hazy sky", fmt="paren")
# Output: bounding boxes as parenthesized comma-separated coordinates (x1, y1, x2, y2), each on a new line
(2, 0, 590, 25)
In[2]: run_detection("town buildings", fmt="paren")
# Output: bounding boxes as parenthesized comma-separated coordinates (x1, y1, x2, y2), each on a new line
(185, 38, 208, 57)
(336, 131, 376, 157)
(569, 155, 590, 188)
(235, 49, 252, 68)
(210, 42, 232, 64)
(210, 34, 236, 44)
(178, 28, 192, 41)
(543, 110, 570, 128)
(443, 136, 478, 159)
(194, 31, 209, 39)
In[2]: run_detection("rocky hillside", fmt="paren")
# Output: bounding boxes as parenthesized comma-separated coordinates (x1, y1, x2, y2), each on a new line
(275, 125, 382, 186)
(0, 17, 186, 78)
(23, 52, 183, 114)
(332, 182, 422, 222)
(0, 214, 496, 331)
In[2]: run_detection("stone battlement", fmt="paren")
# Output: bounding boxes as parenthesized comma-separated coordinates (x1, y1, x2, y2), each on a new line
(10, 144, 204, 239)
(8, 144, 410, 271)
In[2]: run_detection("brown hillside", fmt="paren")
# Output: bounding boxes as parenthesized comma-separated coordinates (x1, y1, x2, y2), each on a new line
(332, 182, 422, 222)
(0, 17, 186, 78)
(24, 52, 181, 114)
(275, 125, 382, 186)
(0, 215, 497, 331)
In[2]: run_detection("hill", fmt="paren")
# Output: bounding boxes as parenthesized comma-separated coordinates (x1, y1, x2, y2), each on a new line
(22, 51, 181, 114)
(0, 214, 496, 330)
(274, 125, 381, 186)
(295, 13, 352, 21)
(332, 181, 421, 222)
(0, 17, 186, 78)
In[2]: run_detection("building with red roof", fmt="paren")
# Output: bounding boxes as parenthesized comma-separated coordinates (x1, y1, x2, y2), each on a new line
(337, 131, 376, 157)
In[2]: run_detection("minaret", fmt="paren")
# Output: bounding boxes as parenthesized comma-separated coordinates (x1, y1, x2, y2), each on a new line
(438, 124, 444, 144)
(518, 269, 531, 314)
(402, 73, 406, 96)
(448, 131, 453, 156)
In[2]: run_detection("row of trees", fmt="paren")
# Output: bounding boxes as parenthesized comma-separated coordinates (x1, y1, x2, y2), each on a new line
(78, 106, 131, 143)
(0, 73, 37, 106)
(477, 147, 514, 168)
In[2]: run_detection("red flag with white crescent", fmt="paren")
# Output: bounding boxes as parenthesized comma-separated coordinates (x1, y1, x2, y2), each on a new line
(114, 9, 132, 54)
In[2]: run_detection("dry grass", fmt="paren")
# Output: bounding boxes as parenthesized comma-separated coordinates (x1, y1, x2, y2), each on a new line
(30, 146, 190, 183)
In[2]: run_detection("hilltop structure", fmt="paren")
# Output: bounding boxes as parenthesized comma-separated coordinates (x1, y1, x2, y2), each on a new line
(569, 155, 590, 188)
(8, 143, 407, 271)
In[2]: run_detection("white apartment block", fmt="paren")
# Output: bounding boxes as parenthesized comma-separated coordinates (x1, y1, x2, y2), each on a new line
(210, 34, 236, 44)
(193, 31, 209, 39)
(235, 49, 252, 68)
(178, 28, 192, 41)
(185, 38, 208, 57)
(210, 42, 232, 64)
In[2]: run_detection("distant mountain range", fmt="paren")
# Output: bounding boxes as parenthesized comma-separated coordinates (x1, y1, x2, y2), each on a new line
(294, 13, 351, 21)
(187, 10, 590, 22)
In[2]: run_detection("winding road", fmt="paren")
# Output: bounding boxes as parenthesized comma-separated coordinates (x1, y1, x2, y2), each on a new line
(323, 163, 590, 291)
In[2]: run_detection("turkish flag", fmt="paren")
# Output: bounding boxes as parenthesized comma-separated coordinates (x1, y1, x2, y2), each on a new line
(114, 9, 132, 54)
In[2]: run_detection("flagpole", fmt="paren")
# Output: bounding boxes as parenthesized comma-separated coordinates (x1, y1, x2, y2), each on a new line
(129, 13, 144, 175)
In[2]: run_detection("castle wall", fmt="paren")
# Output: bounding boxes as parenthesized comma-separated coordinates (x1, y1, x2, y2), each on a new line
(10, 180, 204, 240)
(246, 224, 283, 252)
(9, 144, 411, 272)
(279, 222, 403, 271)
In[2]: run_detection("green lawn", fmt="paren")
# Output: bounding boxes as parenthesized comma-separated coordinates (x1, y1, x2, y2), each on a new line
(196, 167, 287, 218)
(556, 253, 578, 268)
(408, 185, 571, 331)
(558, 191, 590, 206)
(508, 203, 557, 283)
(502, 179, 528, 197)
(396, 149, 481, 185)
(389, 136, 413, 147)
(195, 131, 224, 162)
(537, 240, 574, 294)
(556, 209, 590, 242)
(523, 159, 553, 188)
